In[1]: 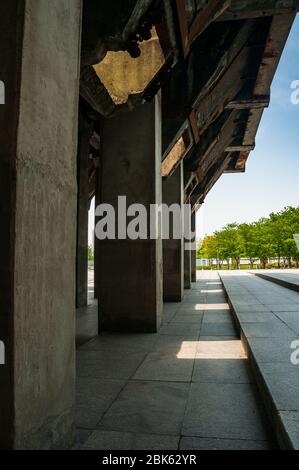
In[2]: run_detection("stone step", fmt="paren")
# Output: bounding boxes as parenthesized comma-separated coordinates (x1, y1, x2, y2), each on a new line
(254, 271, 299, 293)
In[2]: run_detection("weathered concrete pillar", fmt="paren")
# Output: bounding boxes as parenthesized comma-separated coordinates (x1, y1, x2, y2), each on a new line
(191, 211, 197, 282)
(162, 163, 184, 302)
(93, 223, 99, 299)
(96, 95, 163, 333)
(76, 116, 92, 307)
(0, 0, 81, 449)
(184, 244, 191, 289)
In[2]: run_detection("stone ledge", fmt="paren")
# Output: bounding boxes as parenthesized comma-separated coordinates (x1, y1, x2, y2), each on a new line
(254, 272, 299, 294)
(219, 272, 299, 450)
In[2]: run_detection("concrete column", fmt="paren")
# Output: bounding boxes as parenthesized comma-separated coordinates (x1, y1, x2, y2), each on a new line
(0, 0, 81, 449)
(184, 244, 191, 289)
(96, 95, 163, 333)
(162, 163, 184, 302)
(94, 167, 100, 301)
(76, 116, 92, 307)
(93, 223, 98, 299)
(191, 211, 197, 282)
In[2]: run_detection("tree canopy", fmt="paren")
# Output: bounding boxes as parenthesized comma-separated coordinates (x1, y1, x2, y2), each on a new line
(197, 206, 299, 269)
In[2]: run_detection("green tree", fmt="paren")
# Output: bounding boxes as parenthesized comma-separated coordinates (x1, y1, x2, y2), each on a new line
(238, 223, 259, 269)
(215, 224, 242, 269)
(197, 235, 218, 266)
(196, 206, 299, 270)
(253, 219, 274, 269)
(88, 245, 94, 261)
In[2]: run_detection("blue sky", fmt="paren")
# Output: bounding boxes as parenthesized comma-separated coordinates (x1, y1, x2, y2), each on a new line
(197, 15, 299, 238)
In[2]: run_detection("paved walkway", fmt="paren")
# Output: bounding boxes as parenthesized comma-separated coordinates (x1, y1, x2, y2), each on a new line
(74, 272, 275, 450)
(219, 271, 299, 449)
(253, 269, 299, 293)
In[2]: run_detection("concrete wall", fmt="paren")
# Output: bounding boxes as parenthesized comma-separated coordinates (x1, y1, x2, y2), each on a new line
(0, 0, 82, 449)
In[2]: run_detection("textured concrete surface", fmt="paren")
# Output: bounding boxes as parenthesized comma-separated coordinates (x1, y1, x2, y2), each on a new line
(80, 430, 179, 451)
(182, 382, 269, 440)
(76, 117, 92, 308)
(220, 271, 299, 449)
(162, 163, 184, 302)
(180, 436, 273, 450)
(98, 380, 190, 436)
(93, 31, 165, 104)
(184, 245, 191, 290)
(76, 378, 125, 428)
(191, 213, 197, 282)
(0, 0, 82, 449)
(75, 272, 275, 450)
(96, 95, 163, 332)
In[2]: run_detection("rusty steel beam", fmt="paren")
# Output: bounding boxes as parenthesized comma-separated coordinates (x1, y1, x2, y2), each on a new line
(192, 20, 256, 109)
(162, 125, 193, 178)
(225, 150, 250, 173)
(189, 0, 231, 46)
(175, 0, 190, 56)
(226, 143, 255, 152)
(185, 173, 198, 200)
(226, 94, 270, 109)
(176, 0, 231, 57)
(191, 152, 233, 208)
(188, 110, 200, 144)
(162, 120, 190, 159)
(242, 109, 264, 147)
(217, 0, 299, 21)
(191, 19, 272, 140)
(194, 45, 256, 134)
(230, 13, 296, 171)
(162, 19, 255, 156)
(192, 111, 242, 175)
(185, 110, 232, 171)
(203, 152, 233, 193)
(254, 14, 296, 95)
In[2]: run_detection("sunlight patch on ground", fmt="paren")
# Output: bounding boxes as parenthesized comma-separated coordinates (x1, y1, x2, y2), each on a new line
(176, 341, 199, 359)
(195, 304, 230, 310)
(176, 340, 247, 360)
(196, 340, 247, 359)
(200, 289, 223, 293)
